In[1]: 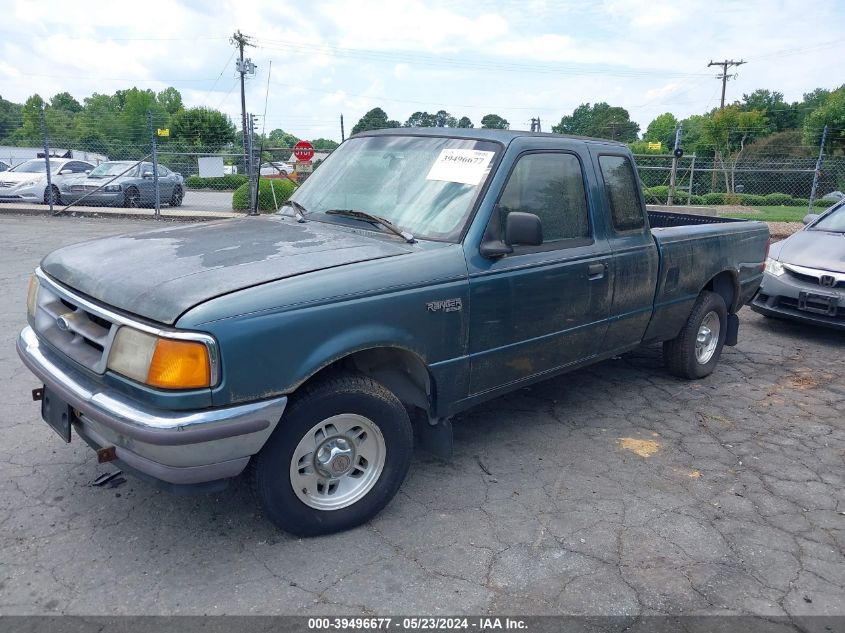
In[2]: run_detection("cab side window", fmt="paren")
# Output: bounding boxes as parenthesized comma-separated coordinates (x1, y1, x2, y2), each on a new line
(599, 155, 645, 231)
(498, 153, 590, 244)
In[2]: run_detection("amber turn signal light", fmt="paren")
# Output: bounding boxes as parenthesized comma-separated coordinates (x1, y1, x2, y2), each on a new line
(146, 338, 211, 389)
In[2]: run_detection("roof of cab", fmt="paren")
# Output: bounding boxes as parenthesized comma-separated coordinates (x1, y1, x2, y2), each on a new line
(356, 127, 628, 148)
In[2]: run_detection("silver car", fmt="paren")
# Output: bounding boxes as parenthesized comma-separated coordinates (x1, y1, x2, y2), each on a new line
(751, 200, 845, 329)
(60, 161, 184, 208)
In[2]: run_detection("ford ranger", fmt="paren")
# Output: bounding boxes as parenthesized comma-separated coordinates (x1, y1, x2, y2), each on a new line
(18, 129, 769, 536)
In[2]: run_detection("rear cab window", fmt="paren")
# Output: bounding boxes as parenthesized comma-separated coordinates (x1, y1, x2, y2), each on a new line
(598, 155, 646, 232)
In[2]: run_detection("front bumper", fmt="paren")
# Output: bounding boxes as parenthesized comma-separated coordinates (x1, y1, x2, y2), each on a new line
(17, 326, 288, 487)
(61, 190, 124, 205)
(750, 271, 845, 330)
(0, 185, 42, 202)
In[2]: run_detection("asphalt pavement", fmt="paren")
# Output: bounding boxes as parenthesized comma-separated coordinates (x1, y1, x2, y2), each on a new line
(1, 216, 843, 617)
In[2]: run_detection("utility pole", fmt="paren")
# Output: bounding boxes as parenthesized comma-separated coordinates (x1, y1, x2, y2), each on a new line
(39, 105, 54, 213)
(231, 30, 256, 176)
(340, 114, 345, 142)
(707, 59, 745, 193)
(708, 59, 746, 109)
(808, 125, 828, 211)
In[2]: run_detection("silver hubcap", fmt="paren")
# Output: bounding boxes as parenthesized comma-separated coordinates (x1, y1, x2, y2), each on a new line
(290, 414, 386, 511)
(695, 311, 721, 364)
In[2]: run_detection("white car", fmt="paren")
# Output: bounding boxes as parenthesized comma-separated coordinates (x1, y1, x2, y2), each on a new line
(259, 161, 295, 177)
(0, 158, 95, 204)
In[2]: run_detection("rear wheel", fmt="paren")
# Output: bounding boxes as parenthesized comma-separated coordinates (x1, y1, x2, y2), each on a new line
(43, 185, 61, 205)
(169, 186, 184, 207)
(248, 373, 413, 536)
(123, 187, 140, 208)
(663, 291, 728, 379)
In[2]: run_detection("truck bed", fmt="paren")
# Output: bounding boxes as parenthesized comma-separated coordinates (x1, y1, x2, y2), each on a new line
(642, 210, 770, 343)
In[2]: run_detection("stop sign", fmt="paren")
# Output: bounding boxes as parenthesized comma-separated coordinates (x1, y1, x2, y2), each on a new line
(293, 140, 315, 162)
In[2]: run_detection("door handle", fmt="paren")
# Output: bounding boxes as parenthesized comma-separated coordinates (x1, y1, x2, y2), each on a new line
(587, 263, 606, 280)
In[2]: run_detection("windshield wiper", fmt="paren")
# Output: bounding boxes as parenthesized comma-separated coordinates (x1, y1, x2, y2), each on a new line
(325, 209, 415, 243)
(285, 199, 308, 223)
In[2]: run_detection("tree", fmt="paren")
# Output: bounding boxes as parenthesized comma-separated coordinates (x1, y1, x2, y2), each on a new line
(157, 87, 184, 116)
(457, 116, 473, 128)
(0, 94, 23, 142)
(267, 128, 300, 147)
(351, 108, 400, 135)
(8, 94, 45, 144)
(50, 92, 82, 114)
(481, 114, 509, 129)
(170, 107, 235, 151)
(311, 138, 339, 150)
(643, 112, 678, 151)
(803, 86, 845, 153)
(552, 102, 639, 142)
(434, 110, 457, 127)
(739, 89, 799, 133)
(701, 106, 768, 192)
(404, 111, 437, 127)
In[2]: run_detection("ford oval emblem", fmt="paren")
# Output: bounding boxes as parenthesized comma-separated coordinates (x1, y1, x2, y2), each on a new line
(56, 315, 71, 332)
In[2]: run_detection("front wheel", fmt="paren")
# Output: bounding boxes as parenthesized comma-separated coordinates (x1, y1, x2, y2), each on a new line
(169, 186, 183, 207)
(123, 187, 140, 208)
(43, 185, 61, 205)
(663, 291, 728, 379)
(248, 373, 413, 536)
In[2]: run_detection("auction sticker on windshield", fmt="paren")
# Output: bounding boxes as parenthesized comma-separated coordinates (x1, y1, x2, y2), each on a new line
(425, 149, 495, 186)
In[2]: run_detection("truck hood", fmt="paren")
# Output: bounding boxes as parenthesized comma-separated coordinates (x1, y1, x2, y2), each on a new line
(40, 216, 413, 324)
(772, 229, 845, 273)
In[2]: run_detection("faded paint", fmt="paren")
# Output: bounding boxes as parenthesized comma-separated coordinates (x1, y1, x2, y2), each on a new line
(618, 437, 661, 458)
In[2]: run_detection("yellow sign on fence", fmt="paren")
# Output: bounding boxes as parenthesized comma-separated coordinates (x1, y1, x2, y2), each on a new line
(647, 141, 662, 151)
(156, 128, 170, 137)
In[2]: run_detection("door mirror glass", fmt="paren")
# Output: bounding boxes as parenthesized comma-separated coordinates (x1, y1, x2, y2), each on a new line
(506, 212, 543, 246)
(802, 213, 819, 225)
(59, 169, 72, 175)
(142, 171, 154, 179)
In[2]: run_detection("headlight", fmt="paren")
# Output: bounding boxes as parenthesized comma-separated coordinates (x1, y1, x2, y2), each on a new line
(21, 179, 40, 187)
(103, 184, 122, 192)
(60, 184, 70, 191)
(26, 274, 40, 317)
(108, 327, 213, 389)
(764, 258, 785, 277)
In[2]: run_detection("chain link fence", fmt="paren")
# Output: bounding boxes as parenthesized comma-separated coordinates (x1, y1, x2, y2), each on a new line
(635, 154, 845, 209)
(0, 107, 338, 216)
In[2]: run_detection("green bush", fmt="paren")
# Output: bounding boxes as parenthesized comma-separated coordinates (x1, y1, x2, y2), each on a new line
(643, 185, 668, 203)
(764, 192, 792, 206)
(186, 174, 248, 190)
(232, 178, 296, 212)
(701, 193, 726, 205)
(814, 197, 834, 208)
(689, 195, 704, 205)
(737, 194, 767, 206)
(791, 198, 810, 207)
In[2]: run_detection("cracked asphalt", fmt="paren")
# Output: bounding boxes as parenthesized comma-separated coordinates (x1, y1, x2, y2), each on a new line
(1, 216, 844, 617)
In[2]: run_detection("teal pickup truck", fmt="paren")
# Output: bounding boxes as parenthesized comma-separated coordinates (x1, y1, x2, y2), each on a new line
(18, 129, 769, 535)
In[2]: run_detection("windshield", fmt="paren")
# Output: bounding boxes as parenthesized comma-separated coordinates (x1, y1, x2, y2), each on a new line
(89, 163, 138, 177)
(811, 201, 845, 232)
(290, 135, 500, 241)
(10, 160, 53, 174)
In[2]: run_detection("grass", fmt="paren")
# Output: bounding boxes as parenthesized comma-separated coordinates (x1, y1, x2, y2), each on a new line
(709, 205, 813, 223)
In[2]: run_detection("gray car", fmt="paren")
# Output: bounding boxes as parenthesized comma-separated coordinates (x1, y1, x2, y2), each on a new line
(751, 200, 845, 329)
(60, 161, 184, 208)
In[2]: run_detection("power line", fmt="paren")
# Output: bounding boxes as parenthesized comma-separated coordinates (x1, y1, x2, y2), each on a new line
(708, 59, 746, 110)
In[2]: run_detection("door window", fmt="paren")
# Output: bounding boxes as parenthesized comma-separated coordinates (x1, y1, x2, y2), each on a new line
(498, 153, 590, 245)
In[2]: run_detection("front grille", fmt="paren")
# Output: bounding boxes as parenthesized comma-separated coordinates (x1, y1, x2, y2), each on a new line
(32, 275, 119, 373)
(69, 184, 99, 193)
(784, 267, 845, 288)
(778, 297, 844, 320)
(0, 181, 15, 188)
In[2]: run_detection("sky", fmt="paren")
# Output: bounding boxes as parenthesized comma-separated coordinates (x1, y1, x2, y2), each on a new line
(1, 0, 842, 142)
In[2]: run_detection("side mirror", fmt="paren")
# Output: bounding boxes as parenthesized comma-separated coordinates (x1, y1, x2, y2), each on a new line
(84, 170, 91, 174)
(59, 169, 72, 175)
(803, 213, 819, 225)
(143, 171, 154, 179)
(505, 212, 543, 246)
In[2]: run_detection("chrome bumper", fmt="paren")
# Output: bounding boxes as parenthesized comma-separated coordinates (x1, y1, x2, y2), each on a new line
(17, 326, 287, 485)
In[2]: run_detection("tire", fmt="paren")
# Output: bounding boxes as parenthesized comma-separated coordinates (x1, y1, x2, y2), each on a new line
(663, 291, 728, 379)
(43, 185, 61, 205)
(248, 373, 413, 536)
(170, 186, 184, 207)
(123, 187, 141, 208)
